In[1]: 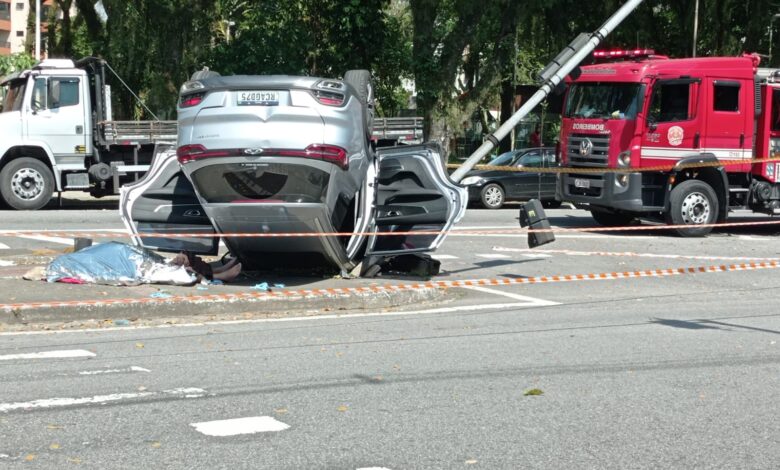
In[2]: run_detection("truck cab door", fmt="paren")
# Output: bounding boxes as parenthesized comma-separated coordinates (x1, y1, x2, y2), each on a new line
(641, 78, 703, 165)
(119, 146, 219, 255)
(365, 144, 467, 256)
(25, 76, 88, 156)
(702, 78, 751, 171)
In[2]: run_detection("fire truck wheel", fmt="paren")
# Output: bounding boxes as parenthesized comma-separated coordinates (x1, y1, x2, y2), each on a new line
(667, 179, 718, 237)
(0, 157, 55, 211)
(590, 210, 635, 227)
(480, 183, 505, 209)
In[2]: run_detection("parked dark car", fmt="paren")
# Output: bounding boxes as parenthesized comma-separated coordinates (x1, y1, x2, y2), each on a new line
(459, 147, 560, 209)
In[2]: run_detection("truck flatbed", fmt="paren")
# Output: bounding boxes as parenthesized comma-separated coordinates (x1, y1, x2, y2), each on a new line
(99, 120, 178, 145)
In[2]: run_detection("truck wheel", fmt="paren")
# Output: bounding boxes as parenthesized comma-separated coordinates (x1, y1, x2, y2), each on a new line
(480, 183, 504, 209)
(590, 210, 635, 227)
(344, 70, 374, 140)
(667, 179, 718, 237)
(0, 157, 55, 210)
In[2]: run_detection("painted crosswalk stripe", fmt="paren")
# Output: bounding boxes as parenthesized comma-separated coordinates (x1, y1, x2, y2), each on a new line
(0, 388, 207, 413)
(0, 349, 96, 361)
(476, 253, 511, 259)
(191, 416, 290, 436)
(78, 366, 150, 375)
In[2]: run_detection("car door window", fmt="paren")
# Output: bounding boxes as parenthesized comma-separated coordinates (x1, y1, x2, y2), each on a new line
(49, 77, 80, 109)
(518, 152, 543, 168)
(648, 82, 694, 123)
(542, 150, 557, 167)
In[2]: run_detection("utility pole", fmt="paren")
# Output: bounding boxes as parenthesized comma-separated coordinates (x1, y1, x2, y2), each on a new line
(692, 0, 699, 57)
(35, 0, 41, 60)
(770, 14, 780, 66)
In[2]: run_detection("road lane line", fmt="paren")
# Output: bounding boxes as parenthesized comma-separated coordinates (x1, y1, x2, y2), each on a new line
(476, 254, 511, 259)
(431, 254, 459, 260)
(78, 366, 150, 375)
(492, 247, 780, 262)
(0, 349, 95, 361)
(463, 286, 559, 306)
(0, 242, 9, 250)
(0, 387, 207, 413)
(191, 416, 290, 436)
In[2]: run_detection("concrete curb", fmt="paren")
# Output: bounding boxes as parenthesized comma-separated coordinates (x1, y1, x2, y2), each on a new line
(0, 276, 452, 327)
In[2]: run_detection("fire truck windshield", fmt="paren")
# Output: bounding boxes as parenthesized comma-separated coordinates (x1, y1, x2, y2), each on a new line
(565, 83, 645, 120)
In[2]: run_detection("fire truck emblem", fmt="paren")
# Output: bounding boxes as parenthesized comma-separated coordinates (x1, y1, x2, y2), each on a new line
(667, 126, 684, 146)
(579, 138, 594, 156)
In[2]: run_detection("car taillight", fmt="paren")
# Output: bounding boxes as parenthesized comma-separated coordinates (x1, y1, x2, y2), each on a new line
(304, 144, 348, 169)
(176, 144, 349, 169)
(177, 144, 236, 163)
(313, 90, 345, 106)
(180, 92, 206, 108)
(272, 145, 349, 169)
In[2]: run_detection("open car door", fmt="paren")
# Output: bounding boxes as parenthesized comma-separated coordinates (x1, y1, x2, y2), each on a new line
(366, 144, 467, 256)
(119, 145, 219, 255)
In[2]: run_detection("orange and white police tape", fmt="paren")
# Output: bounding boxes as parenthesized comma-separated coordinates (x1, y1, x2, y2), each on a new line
(446, 155, 780, 174)
(1, 218, 779, 240)
(2, 260, 777, 312)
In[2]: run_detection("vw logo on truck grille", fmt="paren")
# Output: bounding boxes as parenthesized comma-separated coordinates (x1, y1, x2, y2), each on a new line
(579, 138, 594, 156)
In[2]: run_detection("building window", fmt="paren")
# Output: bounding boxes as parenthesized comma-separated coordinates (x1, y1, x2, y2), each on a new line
(16, 30, 24, 37)
(16, 2, 24, 11)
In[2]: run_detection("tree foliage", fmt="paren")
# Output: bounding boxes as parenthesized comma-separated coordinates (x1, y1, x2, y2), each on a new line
(33, 0, 780, 150)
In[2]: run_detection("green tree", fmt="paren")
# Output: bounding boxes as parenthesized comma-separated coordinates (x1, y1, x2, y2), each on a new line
(0, 53, 36, 77)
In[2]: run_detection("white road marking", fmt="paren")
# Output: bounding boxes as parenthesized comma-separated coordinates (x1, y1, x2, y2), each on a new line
(78, 366, 150, 375)
(191, 416, 290, 436)
(476, 253, 511, 259)
(493, 246, 780, 262)
(357, 468, 393, 470)
(463, 286, 559, 306)
(16, 234, 76, 246)
(0, 387, 207, 413)
(0, 349, 96, 361)
(431, 254, 459, 260)
(1, 229, 127, 247)
(0, 242, 9, 250)
(0, 293, 567, 337)
(0, 260, 14, 266)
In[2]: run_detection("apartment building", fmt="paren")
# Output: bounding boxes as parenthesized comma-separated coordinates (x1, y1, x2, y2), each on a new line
(0, 0, 54, 57)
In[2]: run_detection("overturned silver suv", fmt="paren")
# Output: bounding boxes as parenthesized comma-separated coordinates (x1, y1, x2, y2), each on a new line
(120, 70, 466, 274)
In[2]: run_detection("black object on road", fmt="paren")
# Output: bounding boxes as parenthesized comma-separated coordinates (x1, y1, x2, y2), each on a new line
(519, 199, 556, 248)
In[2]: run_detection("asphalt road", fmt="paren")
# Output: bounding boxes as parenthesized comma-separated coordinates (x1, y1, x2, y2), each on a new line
(1, 201, 780, 468)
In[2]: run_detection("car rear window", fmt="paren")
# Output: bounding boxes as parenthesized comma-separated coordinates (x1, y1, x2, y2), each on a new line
(190, 163, 330, 204)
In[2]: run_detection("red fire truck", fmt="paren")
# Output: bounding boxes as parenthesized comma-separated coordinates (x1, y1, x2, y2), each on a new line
(557, 50, 780, 236)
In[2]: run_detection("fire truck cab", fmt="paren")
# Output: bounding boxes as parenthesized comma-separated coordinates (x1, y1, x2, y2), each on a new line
(558, 50, 780, 236)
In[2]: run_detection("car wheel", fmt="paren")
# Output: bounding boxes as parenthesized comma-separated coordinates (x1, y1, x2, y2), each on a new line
(0, 157, 55, 211)
(480, 183, 504, 209)
(666, 179, 718, 237)
(344, 70, 374, 140)
(590, 210, 635, 227)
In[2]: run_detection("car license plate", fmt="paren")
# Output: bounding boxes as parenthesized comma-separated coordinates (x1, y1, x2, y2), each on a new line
(574, 178, 590, 189)
(237, 91, 279, 106)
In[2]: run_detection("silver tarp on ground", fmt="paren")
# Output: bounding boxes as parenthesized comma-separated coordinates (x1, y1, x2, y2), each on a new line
(46, 242, 195, 286)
